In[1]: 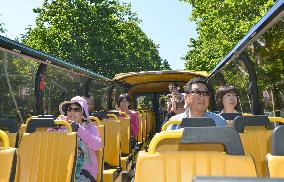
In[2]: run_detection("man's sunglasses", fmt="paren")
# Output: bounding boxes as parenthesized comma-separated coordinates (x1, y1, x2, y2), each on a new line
(66, 107, 82, 112)
(188, 90, 211, 96)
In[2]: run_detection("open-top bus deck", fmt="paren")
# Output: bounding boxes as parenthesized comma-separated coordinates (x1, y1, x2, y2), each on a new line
(1, 0, 284, 181)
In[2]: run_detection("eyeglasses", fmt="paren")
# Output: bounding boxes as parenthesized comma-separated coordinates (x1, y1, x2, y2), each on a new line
(188, 90, 211, 96)
(66, 107, 82, 112)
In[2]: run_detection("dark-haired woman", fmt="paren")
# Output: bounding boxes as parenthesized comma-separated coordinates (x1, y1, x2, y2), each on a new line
(215, 86, 240, 127)
(117, 93, 139, 149)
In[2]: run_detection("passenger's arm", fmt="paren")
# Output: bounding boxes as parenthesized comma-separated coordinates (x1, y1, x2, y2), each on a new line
(77, 123, 102, 151)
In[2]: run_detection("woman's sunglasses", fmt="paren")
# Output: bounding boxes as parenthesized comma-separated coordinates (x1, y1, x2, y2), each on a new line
(66, 107, 82, 112)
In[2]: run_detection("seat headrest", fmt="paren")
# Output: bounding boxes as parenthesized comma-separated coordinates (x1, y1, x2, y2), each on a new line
(179, 118, 216, 128)
(271, 125, 284, 156)
(234, 115, 270, 133)
(26, 118, 57, 133)
(0, 119, 18, 133)
(91, 112, 108, 120)
(181, 127, 244, 155)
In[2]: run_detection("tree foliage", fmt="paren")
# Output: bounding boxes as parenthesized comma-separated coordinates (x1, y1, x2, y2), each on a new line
(181, 0, 275, 71)
(21, 0, 170, 78)
(0, 17, 6, 33)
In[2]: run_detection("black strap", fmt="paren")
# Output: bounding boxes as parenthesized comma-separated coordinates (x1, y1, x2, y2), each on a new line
(80, 169, 96, 182)
(220, 112, 242, 121)
(179, 117, 216, 128)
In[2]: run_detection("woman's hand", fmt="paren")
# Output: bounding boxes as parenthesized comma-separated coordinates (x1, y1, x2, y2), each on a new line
(70, 121, 80, 132)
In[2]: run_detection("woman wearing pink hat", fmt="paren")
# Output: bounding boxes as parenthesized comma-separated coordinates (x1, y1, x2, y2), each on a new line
(59, 96, 102, 181)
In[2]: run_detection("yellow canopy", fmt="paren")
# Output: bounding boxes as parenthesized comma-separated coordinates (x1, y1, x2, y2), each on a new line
(112, 70, 208, 93)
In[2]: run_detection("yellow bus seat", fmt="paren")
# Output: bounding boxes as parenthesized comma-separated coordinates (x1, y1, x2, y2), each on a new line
(0, 119, 19, 148)
(0, 130, 17, 182)
(119, 116, 132, 171)
(18, 116, 56, 143)
(101, 113, 122, 182)
(137, 114, 144, 149)
(16, 119, 76, 182)
(234, 115, 273, 176)
(135, 127, 256, 182)
(90, 115, 105, 181)
(135, 151, 257, 182)
(151, 111, 156, 135)
(146, 111, 152, 135)
(267, 125, 284, 178)
(96, 124, 104, 182)
(140, 111, 147, 141)
(101, 114, 121, 167)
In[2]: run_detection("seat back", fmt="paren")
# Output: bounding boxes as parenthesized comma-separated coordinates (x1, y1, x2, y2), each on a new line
(135, 151, 257, 182)
(151, 111, 156, 134)
(0, 130, 17, 182)
(135, 127, 256, 182)
(119, 116, 131, 155)
(234, 115, 272, 176)
(145, 111, 151, 135)
(137, 114, 143, 142)
(141, 112, 147, 140)
(267, 125, 284, 178)
(95, 124, 105, 182)
(17, 119, 77, 182)
(101, 115, 121, 168)
(151, 127, 243, 155)
(0, 119, 19, 148)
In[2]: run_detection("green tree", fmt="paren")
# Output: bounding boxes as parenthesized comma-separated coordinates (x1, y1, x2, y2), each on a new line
(0, 17, 6, 33)
(181, 0, 275, 71)
(22, 0, 170, 78)
(160, 59, 171, 70)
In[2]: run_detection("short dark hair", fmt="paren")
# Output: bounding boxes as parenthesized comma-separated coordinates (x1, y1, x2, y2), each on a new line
(169, 82, 179, 88)
(117, 93, 132, 107)
(184, 77, 211, 94)
(215, 86, 240, 111)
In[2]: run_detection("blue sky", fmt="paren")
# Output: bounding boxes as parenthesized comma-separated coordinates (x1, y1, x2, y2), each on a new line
(0, 0, 197, 70)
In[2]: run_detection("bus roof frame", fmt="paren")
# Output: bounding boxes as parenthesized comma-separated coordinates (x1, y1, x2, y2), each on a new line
(0, 35, 111, 83)
(210, 0, 284, 77)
